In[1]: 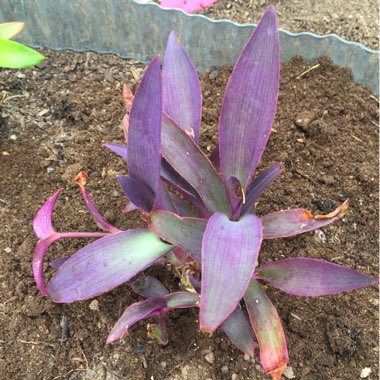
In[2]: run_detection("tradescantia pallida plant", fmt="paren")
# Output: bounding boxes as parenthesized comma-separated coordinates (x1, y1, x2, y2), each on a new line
(33, 6, 377, 379)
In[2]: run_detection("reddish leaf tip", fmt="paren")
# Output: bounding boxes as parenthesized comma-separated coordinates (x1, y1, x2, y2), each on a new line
(75, 170, 88, 187)
(315, 198, 349, 220)
(268, 363, 287, 380)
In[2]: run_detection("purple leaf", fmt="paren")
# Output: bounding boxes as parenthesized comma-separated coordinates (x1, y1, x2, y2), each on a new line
(33, 189, 63, 239)
(163, 31, 202, 142)
(200, 213, 262, 332)
(165, 247, 193, 266)
(147, 318, 169, 345)
(242, 162, 282, 214)
(118, 175, 155, 212)
(257, 258, 378, 296)
(47, 229, 173, 303)
(75, 170, 120, 233)
(33, 236, 59, 295)
(221, 305, 255, 357)
(132, 275, 169, 298)
(218, 5, 280, 190)
(127, 56, 162, 209)
(262, 199, 349, 238)
(123, 202, 138, 213)
(103, 143, 128, 161)
(33, 190, 108, 295)
(208, 145, 220, 170)
(107, 298, 165, 343)
(33, 231, 108, 296)
(225, 176, 244, 220)
(149, 210, 207, 262)
(50, 256, 70, 269)
(154, 180, 177, 213)
(244, 279, 288, 378)
(164, 291, 199, 309)
(169, 193, 196, 217)
(162, 114, 229, 214)
(161, 158, 199, 198)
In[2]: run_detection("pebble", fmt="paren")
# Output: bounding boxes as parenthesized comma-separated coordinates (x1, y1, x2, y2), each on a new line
(360, 367, 372, 378)
(243, 353, 250, 361)
(15, 72, 26, 79)
(160, 361, 167, 369)
(112, 190, 119, 197)
(209, 70, 218, 80)
(283, 366, 296, 379)
(89, 300, 99, 311)
(314, 229, 327, 244)
(9, 134, 17, 140)
(205, 352, 215, 364)
(221, 365, 229, 374)
(231, 374, 238, 380)
(4, 247, 12, 253)
(47, 166, 55, 173)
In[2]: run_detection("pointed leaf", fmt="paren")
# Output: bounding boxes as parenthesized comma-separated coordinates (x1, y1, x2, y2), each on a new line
(163, 31, 202, 142)
(244, 279, 288, 377)
(50, 256, 69, 269)
(0, 22, 24, 39)
(127, 56, 161, 208)
(103, 143, 128, 161)
(262, 199, 349, 238)
(161, 158, 198, 198)
(169, 193, 197, 217)
(200, 213, 262, 332)
(132, 275, 169, 298)
(154, 180, 177, 212)
(257, 258, 378, 296)
(242, 163, 282, 214)
(0, 39, 45, 68)
(221, 305, 255, 357)
(165, 291, 199, 309)
(33, 189, 63, 239)
(162, 115, 229, 214)
(107, 298, 165, 343)
(47, 229, 173, 303)
(123, 202, 138, 213)
(75, 170, 120, 233)
(33, 235, 60, 295)
(218, 5, 280, 189)
(118, 175, 155, 212)
(149, 210, 207, 262)
(147, 319, 169, 345)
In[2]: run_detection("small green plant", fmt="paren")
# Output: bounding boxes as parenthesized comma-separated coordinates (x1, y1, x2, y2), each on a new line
(0, 22, 44, 68)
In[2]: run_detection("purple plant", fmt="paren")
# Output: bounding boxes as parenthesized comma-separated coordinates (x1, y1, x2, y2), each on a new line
(33, 6, 377, 379)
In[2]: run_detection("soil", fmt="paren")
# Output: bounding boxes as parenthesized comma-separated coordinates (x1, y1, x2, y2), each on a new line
(0, 6, 379, 380)
(198, 0, 379, 50)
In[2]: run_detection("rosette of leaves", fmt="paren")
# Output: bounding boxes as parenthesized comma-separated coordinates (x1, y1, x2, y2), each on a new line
(33, 6, 377, 379)
(0, 22, 44, 68)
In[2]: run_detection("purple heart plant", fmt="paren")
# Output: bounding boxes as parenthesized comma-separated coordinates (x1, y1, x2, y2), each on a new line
(33, 6, 377, 379)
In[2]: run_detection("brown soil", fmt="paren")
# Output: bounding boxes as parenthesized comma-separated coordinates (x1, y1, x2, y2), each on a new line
(0, 44, 378, 380)
(197, 0, 379, 50)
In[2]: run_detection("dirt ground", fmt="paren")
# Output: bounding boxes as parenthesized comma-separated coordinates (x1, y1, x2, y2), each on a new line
(0, 2, 379, 380)
(198, 0, 379, 50)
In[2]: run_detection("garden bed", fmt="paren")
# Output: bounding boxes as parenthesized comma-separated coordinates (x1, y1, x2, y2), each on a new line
(0, 47, 378, 379)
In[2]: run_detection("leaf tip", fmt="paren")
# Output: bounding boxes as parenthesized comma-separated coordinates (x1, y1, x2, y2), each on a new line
(267, 362, 287, 380)
(75, 169, 88, 187)
(315, 199, 349, 220)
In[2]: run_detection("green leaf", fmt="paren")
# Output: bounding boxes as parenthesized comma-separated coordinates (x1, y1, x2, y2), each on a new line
(0, 22, 24, 40)
(0, 39, 45, 68)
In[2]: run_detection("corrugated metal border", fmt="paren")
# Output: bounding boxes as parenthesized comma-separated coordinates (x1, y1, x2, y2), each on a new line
(1, 0, 378, 95)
